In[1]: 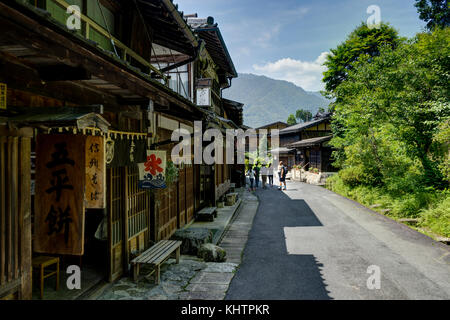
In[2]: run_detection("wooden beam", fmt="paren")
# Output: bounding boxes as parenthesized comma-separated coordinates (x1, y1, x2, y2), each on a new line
(0, 3, 196, 112)
(37, 64, 91, 81)
(0, 53, 120, 107)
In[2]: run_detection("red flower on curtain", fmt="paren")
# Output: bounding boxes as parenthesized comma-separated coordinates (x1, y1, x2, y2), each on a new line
(144, 154, 163, 176)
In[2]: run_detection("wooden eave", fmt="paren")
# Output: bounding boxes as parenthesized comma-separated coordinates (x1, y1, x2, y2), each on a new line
(8, 109, 111, 133)
(0, 0, 200, 119)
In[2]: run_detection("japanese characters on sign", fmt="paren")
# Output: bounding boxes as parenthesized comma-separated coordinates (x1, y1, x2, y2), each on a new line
(105, 135, 146, 168)
(35, 134, 85, 256)
(0, 83, 6, 110)
(85, 136, 105, 208)
(138, 150, 167, 189)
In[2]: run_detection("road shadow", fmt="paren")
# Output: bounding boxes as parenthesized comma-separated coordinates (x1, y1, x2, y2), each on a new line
(225, 187, 331, 300)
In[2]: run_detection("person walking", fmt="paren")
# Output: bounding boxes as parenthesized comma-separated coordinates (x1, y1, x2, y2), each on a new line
(277, 161, 283, 183)
(278, 161, 287, 191)
(268, 164, 274, 187)
(254, 164, 260, 189)
(261, 165, 268, 189)
(247, 167, 255, 191)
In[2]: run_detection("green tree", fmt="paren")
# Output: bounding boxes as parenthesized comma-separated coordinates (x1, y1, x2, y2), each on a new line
(323, 22, 402, 168)
(331, 28, 450, 188)
(415, 0, 450, 30)
(433, 119, 450, 181)
(323, 22, 401, 97)
(295, 109, 313, 123)
(287, 114, 297, 126)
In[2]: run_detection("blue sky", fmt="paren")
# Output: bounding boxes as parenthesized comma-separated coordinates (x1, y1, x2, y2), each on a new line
(177, 0, 426, 91)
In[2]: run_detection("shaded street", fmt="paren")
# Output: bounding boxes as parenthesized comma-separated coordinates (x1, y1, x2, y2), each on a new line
(226, 180, 450, 300)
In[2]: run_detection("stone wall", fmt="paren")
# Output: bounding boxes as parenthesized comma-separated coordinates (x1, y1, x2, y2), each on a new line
(290, 169, 336, 185)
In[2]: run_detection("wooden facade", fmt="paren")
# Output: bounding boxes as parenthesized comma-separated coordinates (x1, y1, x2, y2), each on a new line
(278, 115, 336, 172)
(0, 1, 243, 299)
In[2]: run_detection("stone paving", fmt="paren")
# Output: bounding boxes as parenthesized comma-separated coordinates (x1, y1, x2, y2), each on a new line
(96, 189, 259, 300)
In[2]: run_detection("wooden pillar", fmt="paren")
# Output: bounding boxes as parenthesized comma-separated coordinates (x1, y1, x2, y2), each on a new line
(122, 167, 129, 274)
(19, 138, 31, 299)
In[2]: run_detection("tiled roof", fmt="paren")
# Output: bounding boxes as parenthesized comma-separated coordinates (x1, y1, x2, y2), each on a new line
(279, 116, 331, 134)
(289, 135, 333, 148)
(269, 147, 294, 154)
(187, 17, 237, 78)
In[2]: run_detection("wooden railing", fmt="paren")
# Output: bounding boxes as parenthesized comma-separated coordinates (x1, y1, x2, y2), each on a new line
(46, 0, 167, 82)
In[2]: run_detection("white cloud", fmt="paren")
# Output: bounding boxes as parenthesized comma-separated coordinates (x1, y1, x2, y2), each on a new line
(283, 6, 310, 17)
(252, 52, 330, 91)
(254, 24, 281, 48)
(238, 47, 251, 57)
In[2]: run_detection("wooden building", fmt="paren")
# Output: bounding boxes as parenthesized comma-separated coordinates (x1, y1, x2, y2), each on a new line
(256, 121, 289, 131)
(187, 15, 242, 202)
(0, 0, 242, 299)
(279, 113, 335, 172)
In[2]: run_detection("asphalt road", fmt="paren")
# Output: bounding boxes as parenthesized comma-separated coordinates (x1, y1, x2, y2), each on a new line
(225, 180, 450, 300)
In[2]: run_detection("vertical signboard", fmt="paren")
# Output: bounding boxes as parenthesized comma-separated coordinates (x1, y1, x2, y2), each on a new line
(85, 135, 105, 208)
(0, 83, 6, 110)
(35, 134, 86, 256)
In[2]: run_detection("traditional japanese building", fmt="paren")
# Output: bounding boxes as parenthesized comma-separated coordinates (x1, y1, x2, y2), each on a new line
(187, 15, 242, 203)
(0, 0, 242, 299)
(278, 113, 335, 172)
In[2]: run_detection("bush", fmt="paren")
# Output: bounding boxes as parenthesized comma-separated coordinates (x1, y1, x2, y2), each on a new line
(419, 192, 450, 237)
(389, 191, 436, 218)
(326, 174, 449, 237)
(338, 166, 377, 187)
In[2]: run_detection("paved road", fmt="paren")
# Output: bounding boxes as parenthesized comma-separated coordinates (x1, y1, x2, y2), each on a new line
(225, 180, 450, 300)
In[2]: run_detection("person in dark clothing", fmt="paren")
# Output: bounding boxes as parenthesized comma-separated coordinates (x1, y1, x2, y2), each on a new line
(254, 165, 260, 189)
(278, 161, 287, 190)
(268, 164, 274, 187)
(247, 167, 255, 191)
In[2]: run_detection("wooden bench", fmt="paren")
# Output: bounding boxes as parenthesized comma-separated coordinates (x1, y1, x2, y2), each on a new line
(196, 207, 217, 222)
(131, 240, 182, 284)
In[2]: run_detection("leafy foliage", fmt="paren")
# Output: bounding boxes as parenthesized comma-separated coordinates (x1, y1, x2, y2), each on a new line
(245, 133, 273, 171)
(295, 109, 313, 123)
(330, 27, 450, 188)
(415, 0, 450, 30)
(325, 24, 450, 238)
(323, 22, 401, 96)
(287, 114, 297, 125)
(165, 160, 179, 184)
(328, 174, 450, 237)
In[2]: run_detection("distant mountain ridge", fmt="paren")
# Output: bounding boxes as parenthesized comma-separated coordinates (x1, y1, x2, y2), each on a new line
(223, 73, 331, 128)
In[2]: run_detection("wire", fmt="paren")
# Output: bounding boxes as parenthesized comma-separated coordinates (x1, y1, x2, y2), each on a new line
(96, 0, 119, 58)
(132, 0, 162, 73)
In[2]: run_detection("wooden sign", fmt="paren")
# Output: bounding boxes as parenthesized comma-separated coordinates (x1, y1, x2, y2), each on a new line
(85, 136, 105, 208)
(35, 134, 86, 256)
(0, 83, 6, 110)
(138, 150, 167, 189)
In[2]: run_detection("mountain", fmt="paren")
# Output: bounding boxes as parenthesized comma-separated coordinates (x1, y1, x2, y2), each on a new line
(223, 73, 331, 128)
